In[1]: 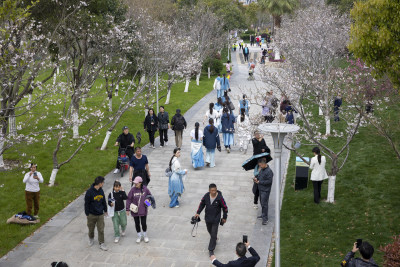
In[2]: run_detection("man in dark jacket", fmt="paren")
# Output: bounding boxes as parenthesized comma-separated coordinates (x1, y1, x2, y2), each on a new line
(157, 106, 169, 147)
(203, 118, 221, 168)
(84, 176, 108, 250)
(334, 94, 343, 122)
(114, 126, 135, 174)
(210, 241, 260, 267)
(171, 109, 187, 148)
(254, 158, 273, 225)
(341, 241, 378, 267)
(243, 44, 250, 62)
(195, 184, 228, 256)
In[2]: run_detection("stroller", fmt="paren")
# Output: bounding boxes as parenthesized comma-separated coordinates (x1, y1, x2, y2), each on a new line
(117, 147, 130, 177)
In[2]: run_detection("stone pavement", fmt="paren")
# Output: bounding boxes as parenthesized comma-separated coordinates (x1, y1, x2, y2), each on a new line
(0, 46, 290, 267)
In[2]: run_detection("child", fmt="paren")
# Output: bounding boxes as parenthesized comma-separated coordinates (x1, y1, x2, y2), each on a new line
(108, 180, 128, 243)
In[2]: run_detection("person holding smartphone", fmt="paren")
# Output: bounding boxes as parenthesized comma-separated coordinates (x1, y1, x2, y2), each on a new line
(341, 240, 378, 267)
(210, 240, 260, 267)
(23, 163, 44, 218)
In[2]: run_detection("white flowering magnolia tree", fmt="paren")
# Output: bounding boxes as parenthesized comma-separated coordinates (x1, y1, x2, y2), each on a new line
(260, 4, 369, 203)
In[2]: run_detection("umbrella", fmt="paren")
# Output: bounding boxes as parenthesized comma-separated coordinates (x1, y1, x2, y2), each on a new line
(242, 152, 273, 171)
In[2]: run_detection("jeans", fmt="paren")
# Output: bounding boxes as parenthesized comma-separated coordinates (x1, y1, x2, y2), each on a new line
(25, 191, 40, 216)
(133, 216, 147, 233)
(87, 214, 105, 243)
(312, 181, 323, 203)
(244, 54, 249, 62)
(147, 130, 155, 145)
(111, 210, 127, 237)
(174, 130, 183, 148)
(159, 129, 168, 145)
(260, 189, 271, 221)
(205, 149, 216, 167)
(206, 222, 219, 251)
(169, 193, 180, 208)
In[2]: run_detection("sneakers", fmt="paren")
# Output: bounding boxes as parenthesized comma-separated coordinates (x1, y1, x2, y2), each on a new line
(136, 234, 142, 243)
(253, 204, 258, 209)
(227, 148, 230, 153)
(240, 147, 243, 152)
(121, 230, 126, 237)
(114, 237, 120, 243)
(99, 243, 108, 251)
(257, 216, 263, 220)
(113, 168, 120, 174)
(151, 144, 155, 149)
(165, 142, 168, 146)
(144, 236, 149, 243)
(88, 238, 94, 247)
(262, 220, 269, 225)
(175, 205, 180, 208)
(160, 144, 164, 147)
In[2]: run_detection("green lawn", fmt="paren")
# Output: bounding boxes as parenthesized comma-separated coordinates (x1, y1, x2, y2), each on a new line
(0, 73, 215, 257)
(279, 123, 400, 266)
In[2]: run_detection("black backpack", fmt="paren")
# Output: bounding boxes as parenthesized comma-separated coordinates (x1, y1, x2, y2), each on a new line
(173, 115, 185, 130)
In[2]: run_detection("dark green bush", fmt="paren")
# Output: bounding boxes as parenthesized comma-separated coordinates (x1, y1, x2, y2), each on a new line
(245, 29, 255, 35)
(240, 33, 250, 41)
(202, 57, 223, 75)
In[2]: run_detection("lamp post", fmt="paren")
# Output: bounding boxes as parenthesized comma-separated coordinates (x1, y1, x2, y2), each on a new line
(257, 123, 300, 267)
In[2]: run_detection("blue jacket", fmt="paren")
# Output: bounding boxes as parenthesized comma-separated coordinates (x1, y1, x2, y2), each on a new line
(220, 77, 230, 90)
(221, 113, 235, 133)
(203, 125, 221, 149)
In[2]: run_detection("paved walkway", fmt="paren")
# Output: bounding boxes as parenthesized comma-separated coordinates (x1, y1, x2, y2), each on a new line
(0, 45, 290, 267)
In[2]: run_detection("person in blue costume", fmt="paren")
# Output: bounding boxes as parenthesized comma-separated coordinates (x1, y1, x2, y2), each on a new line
(168, 148, 187, 208)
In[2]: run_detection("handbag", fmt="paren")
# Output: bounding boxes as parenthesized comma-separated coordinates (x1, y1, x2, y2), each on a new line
(165, 166, 172, 177)
(108, 192, 115, 218)
(129, 193, 142, 213)
(228, 101, 235, 110)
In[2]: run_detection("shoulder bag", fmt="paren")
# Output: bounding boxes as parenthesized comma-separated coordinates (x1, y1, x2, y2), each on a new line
(129, 193, 142, 213)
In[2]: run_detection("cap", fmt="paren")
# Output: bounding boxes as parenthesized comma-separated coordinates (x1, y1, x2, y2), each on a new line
(133, 176, 143, 184)
(122, 126, 129, 131)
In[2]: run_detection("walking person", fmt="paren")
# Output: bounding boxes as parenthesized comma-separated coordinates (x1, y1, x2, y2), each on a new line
(254, 158, 273, 225)
(214, 74, 222, 98)
(204, 103, 219, 125)
(23, 163, 44, 217)
(158, 106, 169, 147)
(252, 131, 271, 209)
(126, 176, 152, 243)
(203, 118, 221, 168)
(243, 44, 250, 62)
(334, 94, 342, 122)
(85, 176, 108, 250)
(190, 122, 205, 168)
(221, 108, 235, 153)
(238, 94, 250, 117)
(226, 60, 232, 76)
(237, 108, 252, 154)
(214, 98, 224, 132)
(168, 148, 187, 208)
(114, 126, 135, 174)
(262, 91, 274, 122)
(194, 183, 228, 256)
(219, 74, 230, 98)
(310, 147, 328, 204)
(108, 180, 127, 243)
(171, 109, 187, 148)
(129, 147, 151, 186)
(143, 108, 158, 149)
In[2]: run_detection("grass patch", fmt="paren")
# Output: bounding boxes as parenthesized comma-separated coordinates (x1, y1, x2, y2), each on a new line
(0, 74, 215, 257)
(279, 124, 400, 266)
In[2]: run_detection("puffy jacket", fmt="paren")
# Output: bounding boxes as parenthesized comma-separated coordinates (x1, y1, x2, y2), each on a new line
(84, 184, 107, 216)
(341, 252, 378, 267)
(203, 125, 221, 149)
(196, 191, 228, 224)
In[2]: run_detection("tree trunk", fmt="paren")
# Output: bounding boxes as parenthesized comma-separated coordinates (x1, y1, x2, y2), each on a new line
(165, 82, 173, 105)
(0, 140, 4, 168)
(274, 15, 282, 28)
(140, 75, 146, 85)
(196, 74, 200, 86)
(115, 84, 119, 97)
(319, 106, 323, 116)
(48, 168, 59, 187)
(72, 107, 79, 139)
(326, 175, 336, 203)
(9, 110, 16, 137)
(108, 97, 112, 112)
(184, 78, 190, 93)
(101, 130, 112, 151)
(208, 67, 211, 79)
(325, 115, 331, 135)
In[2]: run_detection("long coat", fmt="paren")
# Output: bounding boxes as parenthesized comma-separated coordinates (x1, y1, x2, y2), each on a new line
(144, 115, 158, 132)
(310, 155, 329, 181)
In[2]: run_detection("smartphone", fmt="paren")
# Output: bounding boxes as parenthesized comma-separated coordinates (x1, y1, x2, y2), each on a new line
(356, 239, 362, 248)
(144, 200, 151, 207)
(243, 235, 248, 243)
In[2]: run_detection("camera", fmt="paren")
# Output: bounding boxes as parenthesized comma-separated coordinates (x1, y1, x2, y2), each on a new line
(191, 216, 201, 225)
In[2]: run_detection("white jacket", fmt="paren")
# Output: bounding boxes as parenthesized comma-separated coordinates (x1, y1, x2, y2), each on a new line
(23, 171, 44, 192)
(310, 155, 328, 181)
(213, 77, 221, 90)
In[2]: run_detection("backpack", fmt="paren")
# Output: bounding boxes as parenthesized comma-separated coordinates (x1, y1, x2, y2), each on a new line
(173, 115, 185, 130)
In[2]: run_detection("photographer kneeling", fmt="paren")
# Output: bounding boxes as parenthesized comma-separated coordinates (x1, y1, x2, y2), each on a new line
(210, 241, 260, 267)
(341, 241, 378, 267)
